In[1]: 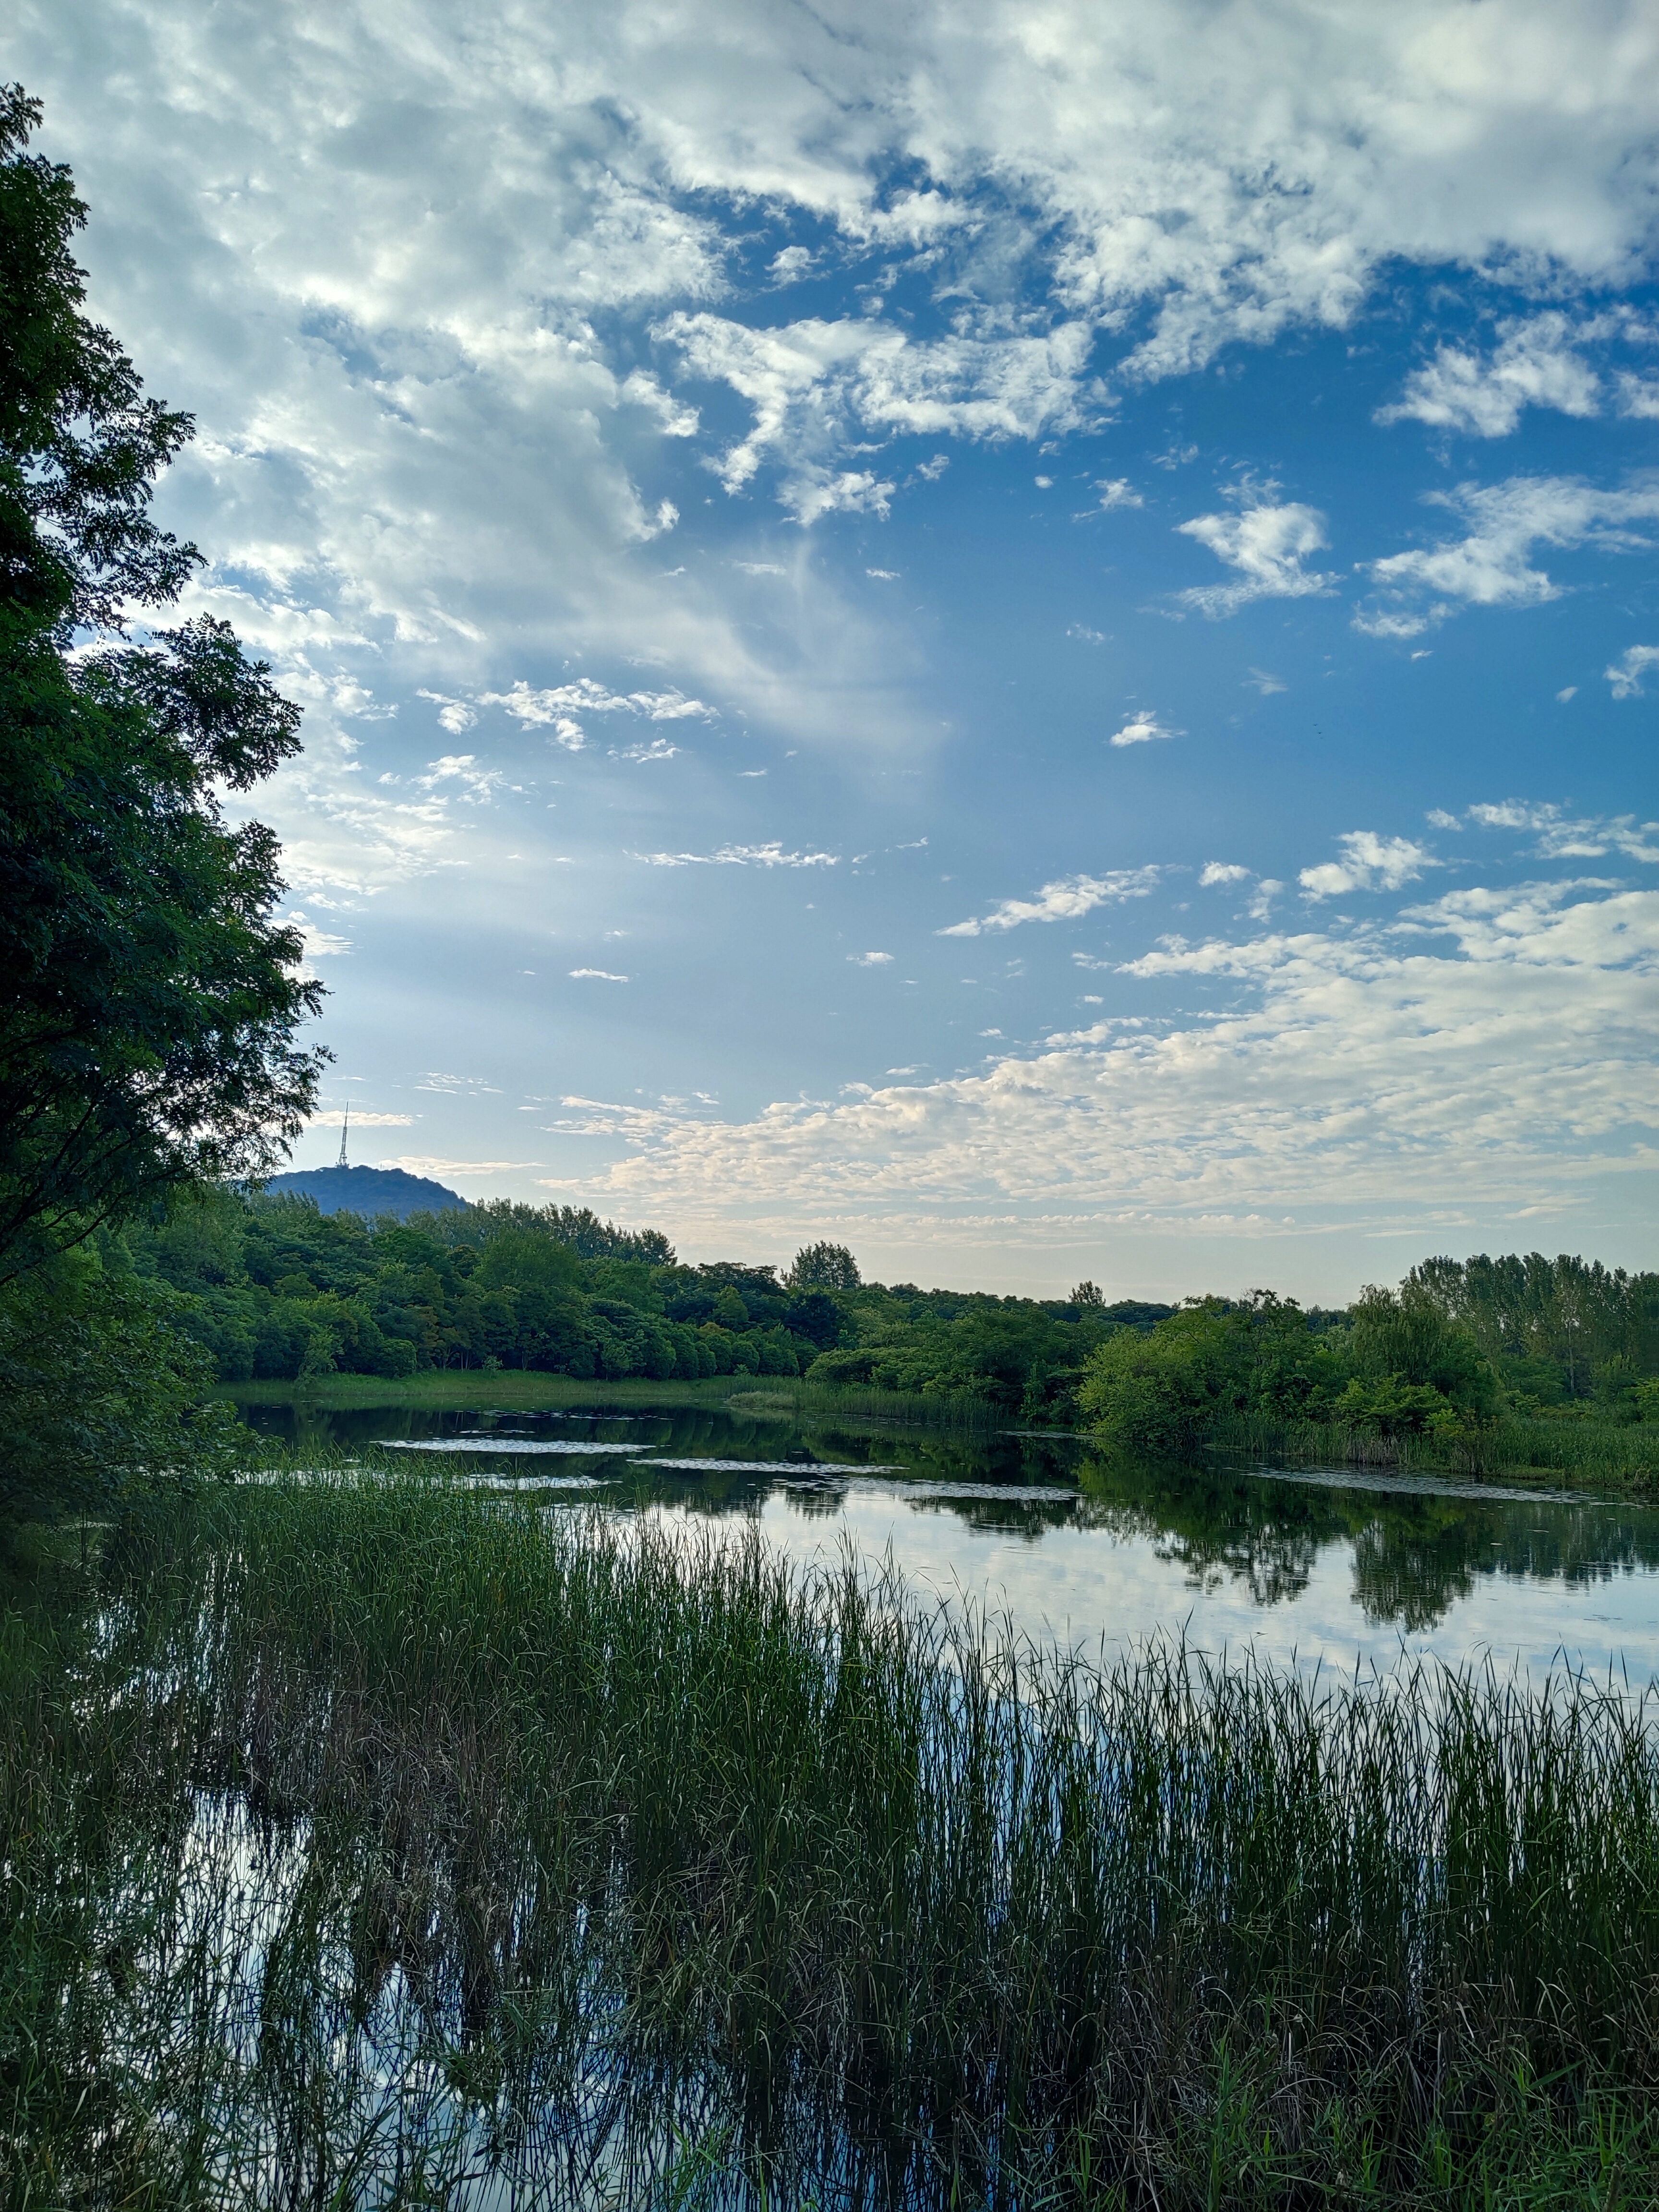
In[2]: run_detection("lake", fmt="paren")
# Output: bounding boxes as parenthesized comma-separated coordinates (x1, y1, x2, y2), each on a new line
(238, 1396, 1659, 1681)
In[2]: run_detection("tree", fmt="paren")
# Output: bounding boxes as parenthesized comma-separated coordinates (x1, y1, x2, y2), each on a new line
(785, 1241, 862, 1293)
(0, 86, 325, 1281)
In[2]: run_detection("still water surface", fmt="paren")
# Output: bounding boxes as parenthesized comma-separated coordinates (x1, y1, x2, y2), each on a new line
(239, 1398, 1659, 1681)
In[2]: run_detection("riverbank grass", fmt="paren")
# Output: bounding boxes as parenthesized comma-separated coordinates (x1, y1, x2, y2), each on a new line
(4, 1474, 1658, 2207)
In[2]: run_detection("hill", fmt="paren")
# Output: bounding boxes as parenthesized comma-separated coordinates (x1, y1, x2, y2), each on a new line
(261, 1165, 467, 1219)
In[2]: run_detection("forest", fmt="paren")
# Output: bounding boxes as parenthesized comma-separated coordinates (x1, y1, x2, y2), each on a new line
(111, 1183, 1659, 1452)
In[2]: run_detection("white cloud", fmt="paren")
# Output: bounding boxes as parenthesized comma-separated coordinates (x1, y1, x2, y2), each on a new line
(1176, 501, 1334, 615)
(940, 867, 1159, 936)
(482, 679, 713, 728)
(1200, 862, 1250, 886)
(379, 1157, 542, 1176)
(848, 951, 894, 965)
(538, 879, 1659, 1243)
(1299, 831, 1434, 899)
(631, 842, 840, 867)
(658, 310, 1094, 523)
(416, 689, 478, 734)
(1377, 313, 1606, 437)
(1246, 668, 1287, 695)
(1460, 800, 1659, 864)
(612, 737, 682, 762)
(1607, 644, 1659, 698)
(414, 753, 503, 802)
(1109, 710, 1179, 747)
(1358, 475, 1659, 634)
(307, 1109, 414, 1128)
(569, 968, 630, 980)
(1094, 478, 1142, 509)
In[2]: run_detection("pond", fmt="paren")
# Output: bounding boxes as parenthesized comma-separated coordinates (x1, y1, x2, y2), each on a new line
(237, 1396, 1659, 1681)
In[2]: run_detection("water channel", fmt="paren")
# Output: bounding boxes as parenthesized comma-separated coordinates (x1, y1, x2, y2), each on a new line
(237, 1397, 1659, 1681)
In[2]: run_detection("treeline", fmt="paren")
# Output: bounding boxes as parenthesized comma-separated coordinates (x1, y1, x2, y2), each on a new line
(1081, 1262, 1659, 1456)
(120, 1191, 1168, 1410)
(125, 1187, 1659, 1442)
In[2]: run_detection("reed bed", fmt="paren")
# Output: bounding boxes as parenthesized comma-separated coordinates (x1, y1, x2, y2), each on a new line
(726, 1382, 999, 1431)
(5, 1475, 1659, 2208)
(1215, 1410, 1659, 1493)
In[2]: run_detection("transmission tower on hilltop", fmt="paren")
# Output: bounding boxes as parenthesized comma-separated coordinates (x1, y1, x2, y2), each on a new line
(337, 1106, 349, 1171)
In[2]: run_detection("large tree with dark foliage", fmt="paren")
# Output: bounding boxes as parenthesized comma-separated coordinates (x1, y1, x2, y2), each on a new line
(0, 86, 324, 1282)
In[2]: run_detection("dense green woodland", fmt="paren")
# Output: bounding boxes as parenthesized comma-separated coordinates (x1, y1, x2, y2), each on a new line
(116, 1189, 1168, 1408)
(110, 1186, 1659, 1443)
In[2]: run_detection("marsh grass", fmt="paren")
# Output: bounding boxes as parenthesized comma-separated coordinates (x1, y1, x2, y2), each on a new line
(5, 1476, 1659, 2207)
(1214, 1411, 1659, 1495)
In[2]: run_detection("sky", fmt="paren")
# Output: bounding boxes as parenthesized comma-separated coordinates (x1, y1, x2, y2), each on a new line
(15, 0, 1659, 1299)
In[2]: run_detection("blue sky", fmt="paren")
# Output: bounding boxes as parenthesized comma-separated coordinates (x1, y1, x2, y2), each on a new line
(18, 0, 1659, 1297)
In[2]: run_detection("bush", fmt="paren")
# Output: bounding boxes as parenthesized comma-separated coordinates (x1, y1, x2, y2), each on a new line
(1078, 1304, 1248, 1452)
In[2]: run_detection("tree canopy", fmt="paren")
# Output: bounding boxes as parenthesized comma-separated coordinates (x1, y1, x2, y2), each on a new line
(0, 86, 324, 1280)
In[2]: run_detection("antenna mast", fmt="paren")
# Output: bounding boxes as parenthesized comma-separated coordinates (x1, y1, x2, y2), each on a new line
(337, 1106, 349, 1171)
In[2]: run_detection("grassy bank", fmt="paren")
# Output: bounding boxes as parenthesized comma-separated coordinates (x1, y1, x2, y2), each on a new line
(1212, 1409, 1659, 1495)
(222, 1368, 752, 1411)
(223, 1370, 1001, 1435)
(5, 1476, 1659, 2207)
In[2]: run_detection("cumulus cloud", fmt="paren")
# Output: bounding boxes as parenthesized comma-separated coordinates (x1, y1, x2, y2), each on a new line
(541, 878, 1659, 1242)
(1607, 645, 1659, 698)
(1299, 831, 1435, 899)
(1358, 475, 1659, 635)
(1377, 313, 1606, 437)
(1109, 710, 1180, 747)
(940, 868, 1159, 936)
(1176, 501, 1334, 615)
(1200, 862, 1250, 886)
(848, 950, 894, 964)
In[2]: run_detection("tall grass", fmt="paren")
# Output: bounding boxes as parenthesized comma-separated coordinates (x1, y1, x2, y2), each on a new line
(5, 1477, 1659, 2206)
(726, 1381, 999, 1431)
(1215, 1409, 1659, 1492)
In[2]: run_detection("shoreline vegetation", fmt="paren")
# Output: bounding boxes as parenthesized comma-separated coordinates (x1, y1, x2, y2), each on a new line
(68, 1177, 1654, 1497)
(6, 1478, 1659, 2208)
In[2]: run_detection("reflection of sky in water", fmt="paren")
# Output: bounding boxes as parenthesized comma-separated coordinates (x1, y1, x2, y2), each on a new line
(627, 1482, 1659, 1686)
(241, 1398, 1659, 1683)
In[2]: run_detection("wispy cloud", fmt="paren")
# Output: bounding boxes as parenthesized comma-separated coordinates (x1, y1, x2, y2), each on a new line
(479, 679, 715, 754)
(631, 842, 839, 867)
(848, 950, 894, 965)
(1607, 644, 1659, 698)
(940, 868, 1159, 937)
(1357, 475, 1659, 636)
(380, 1157, 542, 1176)
(569, 968, 630, 980)
(1456, 800, 1659, 864)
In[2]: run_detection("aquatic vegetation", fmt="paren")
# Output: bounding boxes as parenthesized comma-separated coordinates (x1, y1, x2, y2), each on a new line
(5, 1477, 1659, 2206)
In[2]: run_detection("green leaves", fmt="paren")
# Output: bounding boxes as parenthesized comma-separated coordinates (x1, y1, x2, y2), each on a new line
(0, 92, 325, 1285)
